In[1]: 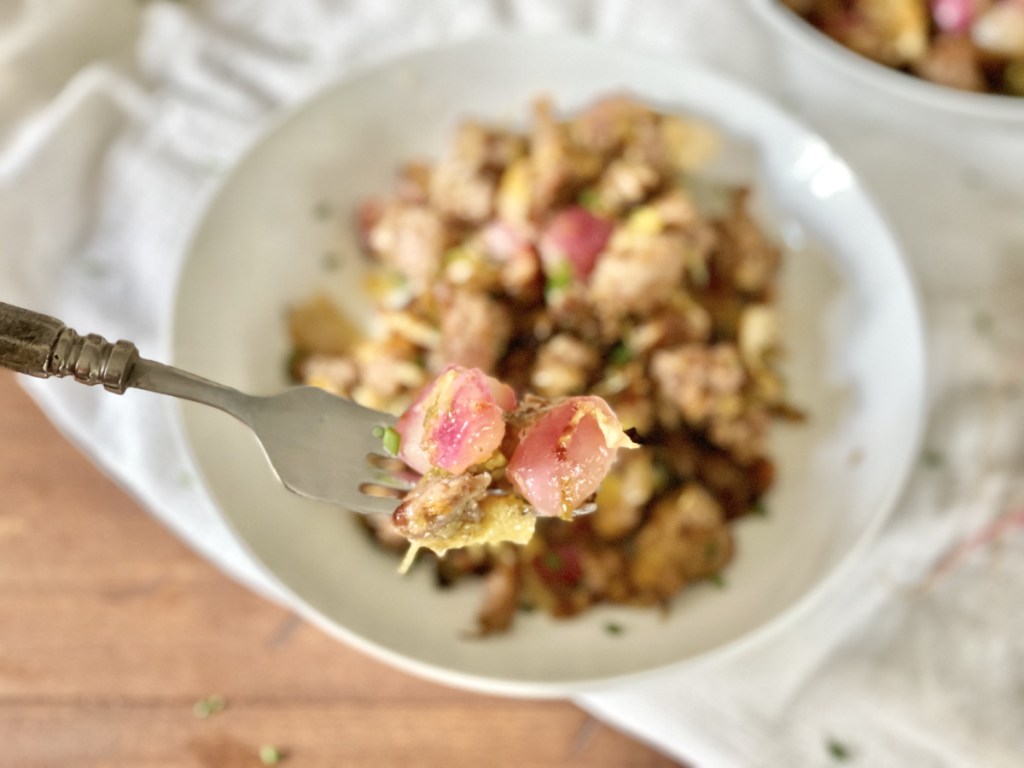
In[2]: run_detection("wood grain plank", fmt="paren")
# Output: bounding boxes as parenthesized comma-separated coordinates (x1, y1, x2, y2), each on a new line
(0, 372, 680, 767)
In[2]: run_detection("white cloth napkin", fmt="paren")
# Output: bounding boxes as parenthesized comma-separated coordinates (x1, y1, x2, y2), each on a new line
(3, 1, 1023, 766)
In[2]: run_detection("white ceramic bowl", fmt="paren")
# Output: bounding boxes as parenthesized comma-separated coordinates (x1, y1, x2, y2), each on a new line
(749, 0, 1024, 122)
(173, 34, 926, 697)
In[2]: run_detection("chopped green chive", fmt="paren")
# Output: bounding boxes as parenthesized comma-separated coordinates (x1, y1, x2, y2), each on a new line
(542, 551, 564, 571)
(704, 540, 720, 561)
(708, 573, 726, 589)
(751, 500, 769, 517)
(379, 426, 401, 457)
(259, 745, 283, 765)
(577, 188, 601, 211)
(192, 694, 226, 719)
(544, 260, 574, 299)
(442, 246, 472, 265)
(826, 737, 852, 761)
(922, 449, 944, 469)
(605, 622, 625, 636)
(608, 342, 633, 367)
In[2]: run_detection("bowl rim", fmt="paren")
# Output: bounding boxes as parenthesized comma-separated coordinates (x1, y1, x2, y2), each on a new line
(748, 0, 1024, 122)
(171, 30, 929, 698)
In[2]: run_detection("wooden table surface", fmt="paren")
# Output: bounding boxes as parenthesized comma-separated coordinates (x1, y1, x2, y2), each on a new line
(0, 372, 680, 768)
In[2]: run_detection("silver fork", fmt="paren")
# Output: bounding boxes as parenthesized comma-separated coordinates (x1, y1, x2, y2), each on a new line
(0, 302, 407, 516)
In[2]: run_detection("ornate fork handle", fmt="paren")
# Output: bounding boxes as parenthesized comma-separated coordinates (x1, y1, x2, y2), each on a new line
(0, 301, 254, 425)
(0, 302, 139, 394)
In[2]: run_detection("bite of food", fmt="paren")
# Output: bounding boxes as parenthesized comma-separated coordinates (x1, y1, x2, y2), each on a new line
(389, 365, 636, 568)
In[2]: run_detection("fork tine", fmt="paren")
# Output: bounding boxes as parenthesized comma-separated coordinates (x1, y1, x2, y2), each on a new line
(354, 454, 411, 516)
(366, 453, 409, 473)
(365, 453, 418, 490)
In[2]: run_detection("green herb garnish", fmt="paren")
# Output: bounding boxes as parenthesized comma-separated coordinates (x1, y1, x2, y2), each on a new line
(442, 246, 472, 265)
(608, 342, 633, 367)
(922, 449, 944, 469)
(541, 551, 564, 571)
(259, 745, 283, 765)
(826, 737, 852, 762)
(751, 500, 769, 517)
(374, 425, 401, 456)
(605, 622, 625, 636)
(704, 540, 720, 561)
(192, 694, 226, 719)
(544, 261, 574, 299)
(708, 573, 726, 589)
(577, 188, 601, 211)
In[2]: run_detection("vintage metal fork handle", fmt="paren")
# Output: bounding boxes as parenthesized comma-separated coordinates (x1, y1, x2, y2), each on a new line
(0, 301, 253, 425)
(0, 302, 139, 394)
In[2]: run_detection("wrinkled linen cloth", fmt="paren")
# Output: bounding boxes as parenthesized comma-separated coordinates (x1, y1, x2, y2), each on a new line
(2, 1, 1023, 766)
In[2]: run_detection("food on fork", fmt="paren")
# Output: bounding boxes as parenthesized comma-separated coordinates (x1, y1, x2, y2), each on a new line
(290, 95, 799, 633)
(389, 364, 636, 568)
